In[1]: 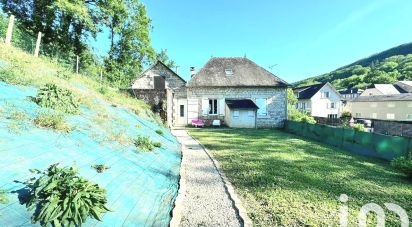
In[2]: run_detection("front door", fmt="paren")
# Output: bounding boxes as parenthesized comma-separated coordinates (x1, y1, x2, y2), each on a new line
(176, 99, 187, 126)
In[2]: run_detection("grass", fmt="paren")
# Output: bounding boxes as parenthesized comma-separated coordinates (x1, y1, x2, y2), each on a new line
(133, 136, 161, 152)
(0, 43, 158, 122)
(33, 112, 72, 132)
(189, 129, 412, 226)
(0, 190, 8, 204)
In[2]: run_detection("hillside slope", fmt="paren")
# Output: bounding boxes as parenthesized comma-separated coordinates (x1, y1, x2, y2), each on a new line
(295, 42, 412, 89)
(0, 44, 181, 226)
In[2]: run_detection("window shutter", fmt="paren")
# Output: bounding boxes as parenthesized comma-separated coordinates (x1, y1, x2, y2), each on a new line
(202, 98, 209, 116)
(219, 98, 225, 116)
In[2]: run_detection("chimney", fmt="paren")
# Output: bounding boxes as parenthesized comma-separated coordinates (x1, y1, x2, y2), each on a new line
(190, 67, 196, 78)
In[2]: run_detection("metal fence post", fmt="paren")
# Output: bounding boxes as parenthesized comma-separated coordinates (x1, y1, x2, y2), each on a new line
(5, 15, 15, 45)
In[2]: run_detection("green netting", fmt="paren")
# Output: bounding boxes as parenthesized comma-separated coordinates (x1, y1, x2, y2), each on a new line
(285, 121, 410, 160)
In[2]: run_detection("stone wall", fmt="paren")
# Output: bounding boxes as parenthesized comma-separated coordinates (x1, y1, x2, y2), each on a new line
(187, 87, 287, 128)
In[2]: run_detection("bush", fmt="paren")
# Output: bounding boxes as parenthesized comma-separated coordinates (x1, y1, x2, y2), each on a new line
(134, 136, 161, 151)
(155, 129, 163, 135)
(0, 190, 8, 204)
(34, 84, 80, 114)
(21, 164, 110, 226)
(33, 112, 72, 132)
(391, 152, 412, 178)
(353, 123, 366, 132)
(91, 164, 110, 173)
(288, 107, 316, 124)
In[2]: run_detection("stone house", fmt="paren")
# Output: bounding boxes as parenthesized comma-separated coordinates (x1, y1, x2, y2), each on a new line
(131, 57, 289, 128)
(185, 57, 289, 128)
(130, 60, 186, 127)
(293, 82, 344, 119)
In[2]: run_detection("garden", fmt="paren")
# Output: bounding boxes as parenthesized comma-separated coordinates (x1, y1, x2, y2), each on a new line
(190, 129, 412, 226)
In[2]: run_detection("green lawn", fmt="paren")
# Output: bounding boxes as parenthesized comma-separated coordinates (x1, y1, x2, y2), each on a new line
(189, 129, 412, 226)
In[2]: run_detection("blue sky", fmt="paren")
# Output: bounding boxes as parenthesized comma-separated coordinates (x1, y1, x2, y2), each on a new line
(93, 0, 412, 82)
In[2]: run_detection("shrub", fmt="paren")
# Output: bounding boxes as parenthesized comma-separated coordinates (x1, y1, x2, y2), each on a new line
(391, 152, 412, 178)
(353, 123, 366, 132)
(91, 164, 110, 173)
(21, 164, 110, 226)
(155, 129, 163, 135)
(0, 190, 8, 204)
(152, 142, 162, 148)
(34, 112, 72, 132)
(34, 83, 80, 114)
(340, 111, 352, 127)
(134, 136, 162, 151)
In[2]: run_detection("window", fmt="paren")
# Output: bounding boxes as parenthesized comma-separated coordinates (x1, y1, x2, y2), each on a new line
(248, 111, 254, 117)
(328, 114, 338, 119)
(387, 103, 395, 108)
(180, 105, 185, 117)
(302, 102, 306, 110)
(321, 91, 330, 98)
(371, 113, 377, 118)
(355, 113, 361, 117)
(370, 103, 377, 108)
(407, 114, 412, 120)
(408, 102, 412, 108)
(256, 98, 268, 116)
(209, 99, 218, 115)
(233, 110, 239, 118)
(387, 113, 395, 120)
(225, 68, 233, 76)
(330, 102, 336, 109)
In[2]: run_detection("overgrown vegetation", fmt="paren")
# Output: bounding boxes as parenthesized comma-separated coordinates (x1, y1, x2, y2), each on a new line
(155, 129, 163, 135)
(91, 164, 110, 173)
(33, 112, 72, 132)
(34, 83, 80, 114)
(190, 129, 412, 226)
(134, 136, 161, 151)
(21, 164, 110, 226)
(391, 151, 412, 178)
(287, 89, 316, 124)
(295, 43, 412, 89)
(352, 123, 367, 132)
(0, 190, 8, 204)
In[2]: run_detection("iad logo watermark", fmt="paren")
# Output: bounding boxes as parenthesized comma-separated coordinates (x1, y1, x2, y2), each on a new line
(339, 194, 409, 227)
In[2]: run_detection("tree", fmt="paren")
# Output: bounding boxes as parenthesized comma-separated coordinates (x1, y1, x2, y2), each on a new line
(157, 49, 176, 69)
(104, 0, 155, 87)
(287, 89, 315, 124)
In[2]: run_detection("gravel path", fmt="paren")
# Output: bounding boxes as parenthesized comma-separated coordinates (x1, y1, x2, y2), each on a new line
(171, 129, 242, 227)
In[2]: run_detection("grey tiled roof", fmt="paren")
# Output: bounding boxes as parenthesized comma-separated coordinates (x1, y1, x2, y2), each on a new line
(187, 57, 289, 87)
(352, 93, 412, 102)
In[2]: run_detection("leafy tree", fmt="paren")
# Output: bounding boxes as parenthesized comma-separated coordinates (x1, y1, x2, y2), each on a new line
(287, 89, 315, 124)
(157, 49, 176, 69)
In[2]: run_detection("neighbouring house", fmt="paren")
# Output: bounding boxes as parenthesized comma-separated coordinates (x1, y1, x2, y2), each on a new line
(339, 88, 364, 101)
(129, 60, 186, 127)
(360, 84, 401, 96)
(293, 82, 344, 119)
(186, 57, 289, 128)
(394, 81, 412, 93)
(349, 94, 412, 121)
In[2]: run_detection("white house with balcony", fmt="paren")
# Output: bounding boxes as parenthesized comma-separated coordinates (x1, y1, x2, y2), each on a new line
(293, 82, 344, 119)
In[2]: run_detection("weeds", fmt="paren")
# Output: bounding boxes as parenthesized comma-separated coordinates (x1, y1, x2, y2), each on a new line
(33, 112, 72, 132)
(155, 129, 163, 135)
(134, 136, 162, 151)
(91, 164, 110, 173)
(34, 83, 80, 114)
(0, 190, 8, 204)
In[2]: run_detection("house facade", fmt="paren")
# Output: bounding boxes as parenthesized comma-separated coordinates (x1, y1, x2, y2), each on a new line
(293, 83, 344, 119)
(360, 84, 401, 96)
(339, 88, 363, 101)
(349, 94, 412, 121)
(132, 57, 289, 128)
(186, 57, 289, 128)
(130, 60, 186, 127)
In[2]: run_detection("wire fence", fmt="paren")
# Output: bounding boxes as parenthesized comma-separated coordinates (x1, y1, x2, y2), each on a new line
(0, 14, 103, 78)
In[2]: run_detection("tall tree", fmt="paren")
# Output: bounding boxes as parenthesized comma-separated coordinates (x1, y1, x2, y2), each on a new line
(157, 49, 176, 69)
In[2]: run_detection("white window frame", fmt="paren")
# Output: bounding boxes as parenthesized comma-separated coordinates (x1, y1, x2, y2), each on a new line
(387, 103, 395, 108)
(225, 68, 233, 76)
(407, 114, 412, 120)
(208, 99, 218, 115)
(355, 113, 361, 117)
(321, 91, 330, 99)
(386, 113, 395, 120)
(256, 98, 268, 116)
(371, 113, 377, 119)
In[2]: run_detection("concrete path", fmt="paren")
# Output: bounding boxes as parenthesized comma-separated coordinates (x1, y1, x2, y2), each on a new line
(170, 129, 243, 227)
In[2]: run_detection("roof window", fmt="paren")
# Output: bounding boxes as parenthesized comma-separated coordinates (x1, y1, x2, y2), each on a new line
(225, 68, 233, 76)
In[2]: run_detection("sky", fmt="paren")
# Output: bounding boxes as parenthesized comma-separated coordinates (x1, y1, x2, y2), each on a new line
(93, 0, 412, 83)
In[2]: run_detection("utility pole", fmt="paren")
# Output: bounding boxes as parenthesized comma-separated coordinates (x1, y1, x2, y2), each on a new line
(5, 15, 15, 45)
(34, 32, 42, 57)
